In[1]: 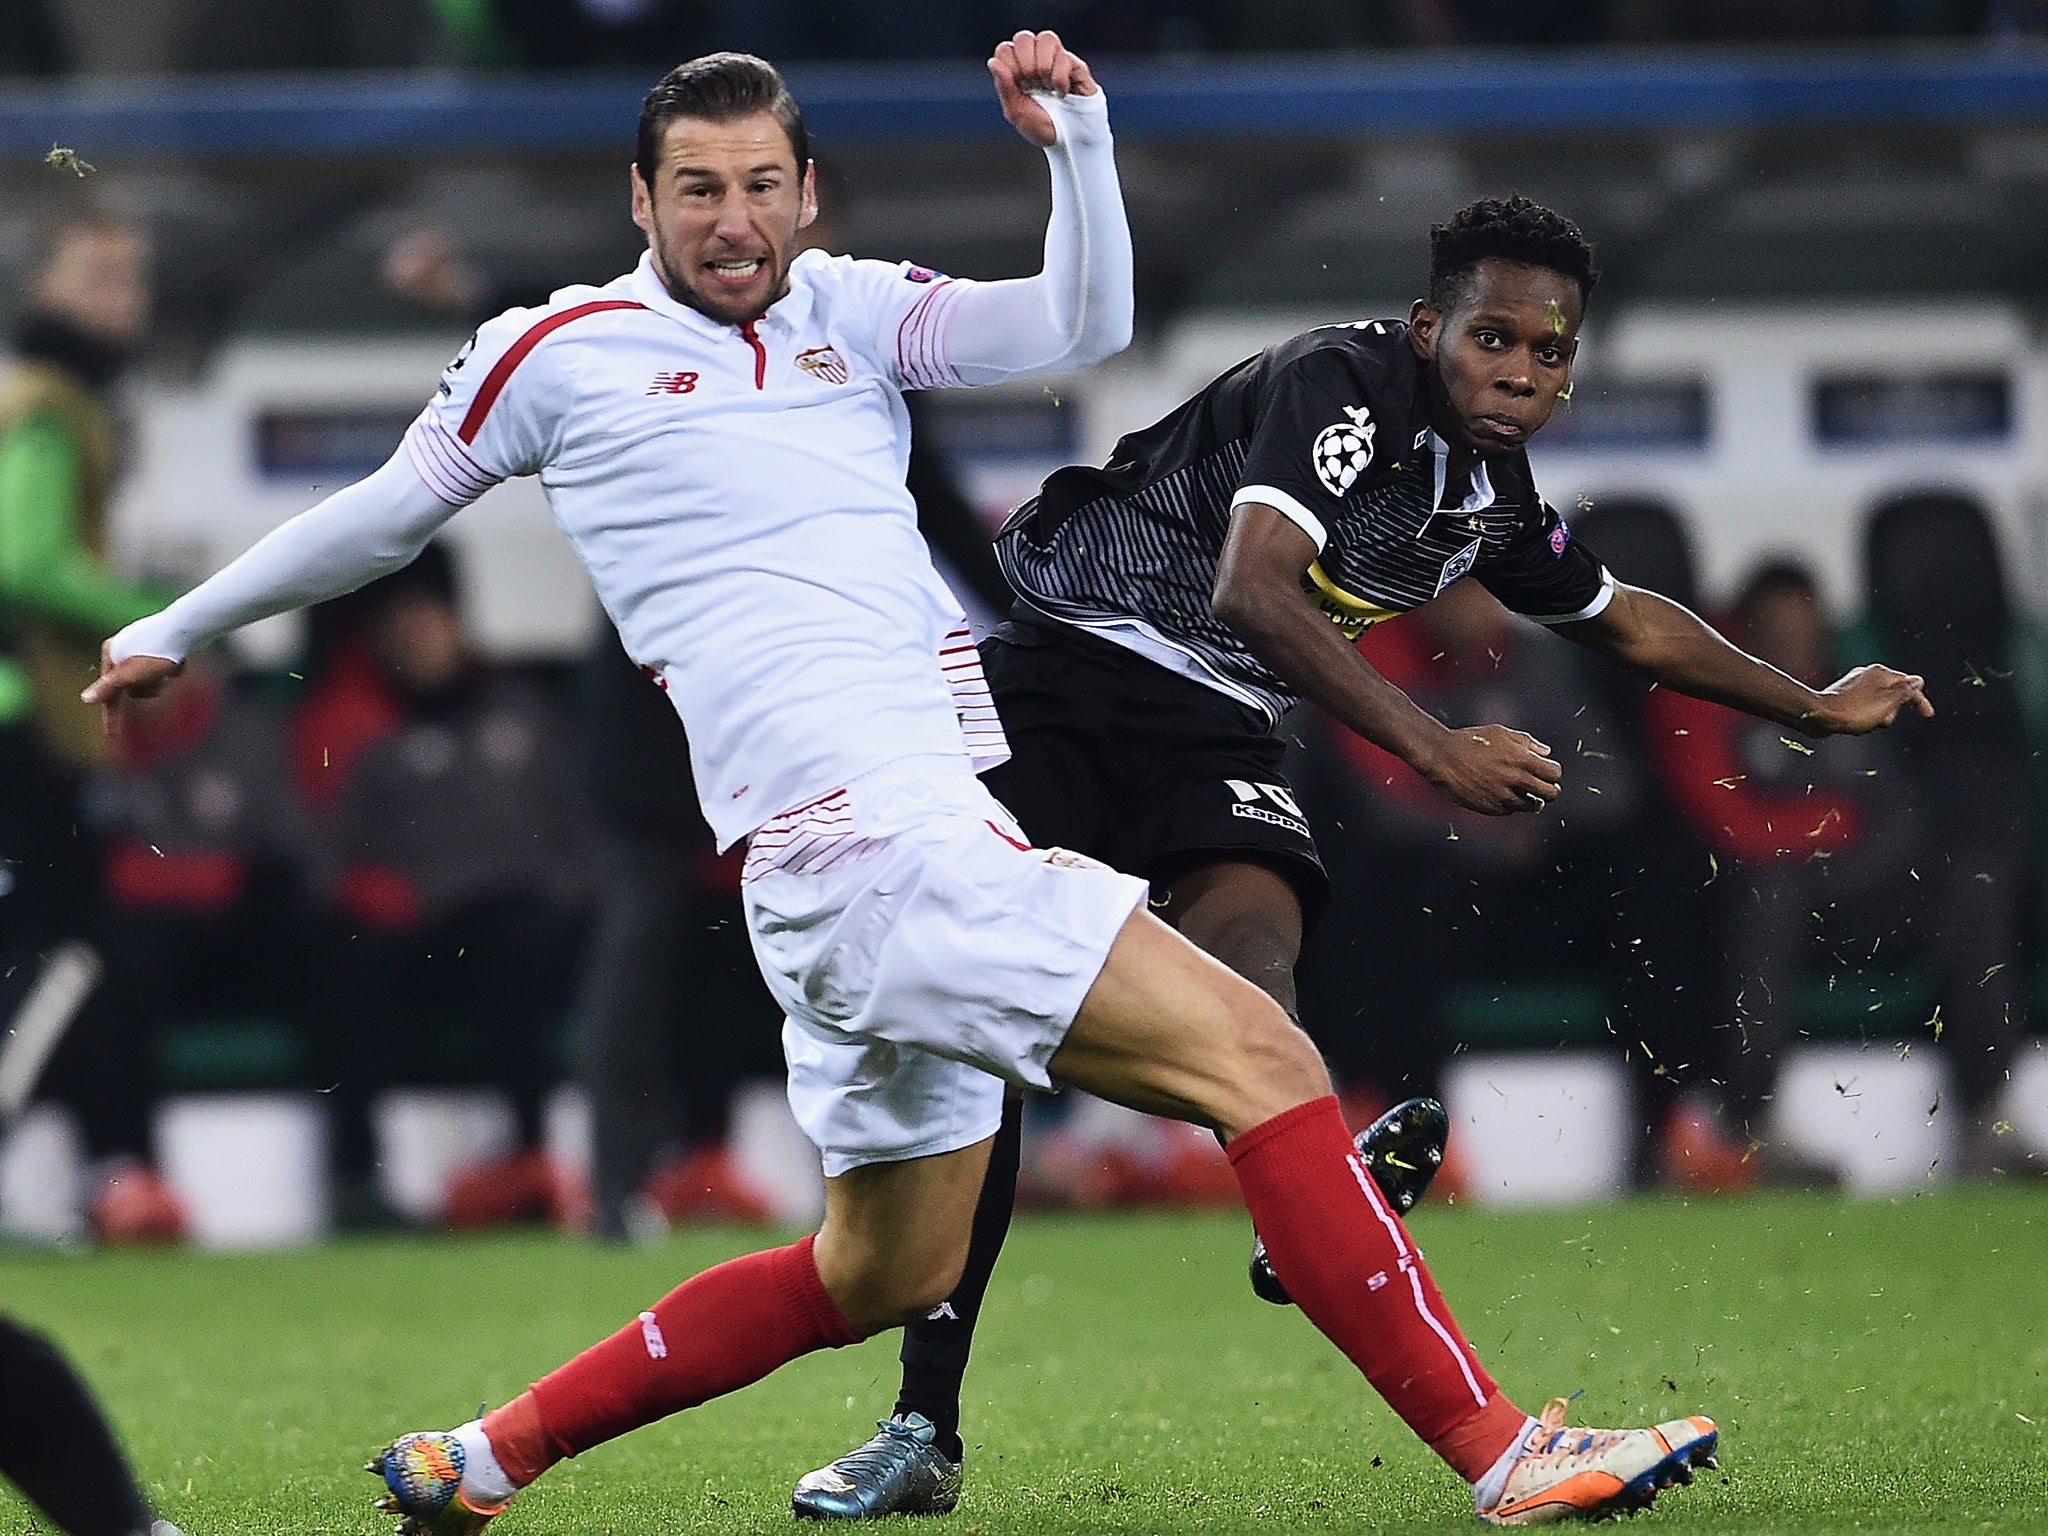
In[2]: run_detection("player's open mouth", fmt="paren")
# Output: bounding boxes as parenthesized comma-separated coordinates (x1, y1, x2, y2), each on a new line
(706, 258, 767, 283)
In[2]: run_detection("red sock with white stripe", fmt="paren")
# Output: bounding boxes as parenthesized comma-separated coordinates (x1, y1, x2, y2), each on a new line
(1226, 1096, 1529, 1481)
(481, 1234, 858, 1486)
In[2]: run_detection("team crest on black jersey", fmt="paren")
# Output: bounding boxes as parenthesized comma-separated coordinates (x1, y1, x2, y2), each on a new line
(1312, 406, 1376, 496)
(796, 345, 850, 384)
(1434, 537, 1481, 595)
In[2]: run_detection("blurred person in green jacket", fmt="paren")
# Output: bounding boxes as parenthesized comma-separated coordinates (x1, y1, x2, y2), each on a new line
(0, 204, 184, 1241)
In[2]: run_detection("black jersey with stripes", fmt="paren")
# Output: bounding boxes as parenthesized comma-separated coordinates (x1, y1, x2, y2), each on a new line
(995, 319, 1612, 728)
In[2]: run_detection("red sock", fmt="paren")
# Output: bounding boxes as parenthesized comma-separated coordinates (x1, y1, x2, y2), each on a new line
(1227, 1096, 1527, 1480)
(504, 1234, 857, 1474)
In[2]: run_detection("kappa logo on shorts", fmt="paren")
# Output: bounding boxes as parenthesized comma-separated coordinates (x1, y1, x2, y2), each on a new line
(1225, 779, 1308, 833)
(1434, 537, 1481, 595)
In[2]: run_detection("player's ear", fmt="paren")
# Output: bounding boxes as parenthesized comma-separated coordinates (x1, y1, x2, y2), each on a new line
(1408, 298, 1440, 362)
(797, 161, 819, 230)
(630, 163, 655, 236)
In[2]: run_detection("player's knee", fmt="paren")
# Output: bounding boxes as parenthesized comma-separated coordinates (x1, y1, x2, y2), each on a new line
(1226, 993, 1332, 1121)
(890, 1252, 969, 1326)
(820, 1237, 969, 1334)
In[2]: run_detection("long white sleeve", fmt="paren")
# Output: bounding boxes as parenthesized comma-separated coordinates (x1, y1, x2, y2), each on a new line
(108, 449, 463, 664)
(940, 89, 1134, 384)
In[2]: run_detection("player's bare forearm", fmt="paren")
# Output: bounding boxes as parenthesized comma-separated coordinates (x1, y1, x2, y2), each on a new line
(1562, 583, 1933, 735)
(1215, 510, 1447, 766)
(1226, 573, 1450, 764)
(1214, 505, 1561, 814)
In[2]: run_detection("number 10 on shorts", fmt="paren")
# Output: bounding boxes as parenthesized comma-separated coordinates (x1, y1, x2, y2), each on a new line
(1225, 779, 1304, 820)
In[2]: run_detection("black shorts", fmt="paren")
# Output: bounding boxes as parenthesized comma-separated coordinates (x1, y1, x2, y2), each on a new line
(979, 613, 1330, 923)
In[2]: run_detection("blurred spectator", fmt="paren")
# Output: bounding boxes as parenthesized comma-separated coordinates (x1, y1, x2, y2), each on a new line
(0, 205, 179, 1237)
(1645, 559, 1918, 1186)
(55, 657, 307, 1240)
(1862, 493, 2037, 1175)
(1295, 579, 1651, 1108)
(573, 637, 783, 1239)
(303, 545, 601, 1226)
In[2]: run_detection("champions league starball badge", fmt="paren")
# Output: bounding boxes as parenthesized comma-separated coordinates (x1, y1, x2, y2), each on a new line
(1312, 406, 1376, 496)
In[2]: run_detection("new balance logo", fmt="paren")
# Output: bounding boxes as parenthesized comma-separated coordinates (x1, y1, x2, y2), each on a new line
(646, 371, 699, 395)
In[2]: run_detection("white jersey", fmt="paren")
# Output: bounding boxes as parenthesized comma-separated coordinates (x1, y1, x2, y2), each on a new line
(110, 89, 1131, 852)
(406, 249, 1007, 846)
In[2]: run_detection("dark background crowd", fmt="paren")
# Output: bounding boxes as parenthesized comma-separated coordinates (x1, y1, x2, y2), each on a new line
(5, 0, 2048, 78)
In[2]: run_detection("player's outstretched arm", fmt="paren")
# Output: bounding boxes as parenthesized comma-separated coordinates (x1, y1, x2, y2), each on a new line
(1215, 503, 1563, 815)
(936, 31, 1133, 385)
(82, 449, 463, 735)
(1559, 581, 1934, 735)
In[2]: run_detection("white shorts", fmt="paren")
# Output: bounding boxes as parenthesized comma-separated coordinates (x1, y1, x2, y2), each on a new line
(742, 755, 1147, 1177)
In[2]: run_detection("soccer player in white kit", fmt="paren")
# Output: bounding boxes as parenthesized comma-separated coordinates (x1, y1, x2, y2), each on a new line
(88, 34, 1720, 1531)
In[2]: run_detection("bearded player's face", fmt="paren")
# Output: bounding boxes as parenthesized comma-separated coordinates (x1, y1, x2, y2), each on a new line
(631, 111, 817, 327)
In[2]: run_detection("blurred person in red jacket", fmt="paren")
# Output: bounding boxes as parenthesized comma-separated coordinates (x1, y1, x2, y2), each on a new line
(1644, 560, 1918, 1186)
(302, 543, 601, 1228)
(45, 653, 307, 1240)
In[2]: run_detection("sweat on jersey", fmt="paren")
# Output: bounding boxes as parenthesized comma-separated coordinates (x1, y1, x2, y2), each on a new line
(997, 318, 1614, 728)
(108, 89, 1131, 851)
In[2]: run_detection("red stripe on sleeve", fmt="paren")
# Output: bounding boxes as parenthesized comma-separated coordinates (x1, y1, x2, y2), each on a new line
(458, 299, 646, 444)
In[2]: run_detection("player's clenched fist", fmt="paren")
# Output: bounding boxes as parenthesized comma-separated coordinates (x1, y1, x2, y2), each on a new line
(989, 29, 1098, 148)
(1422, 723, 1564, 817)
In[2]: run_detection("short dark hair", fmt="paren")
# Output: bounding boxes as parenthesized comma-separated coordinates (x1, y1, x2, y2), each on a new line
(636, 52, 809, 192)
(1427, 196, 1598, 314)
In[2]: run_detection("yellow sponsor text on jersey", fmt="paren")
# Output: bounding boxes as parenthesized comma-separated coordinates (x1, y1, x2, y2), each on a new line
(1304, 559, 1400, 640)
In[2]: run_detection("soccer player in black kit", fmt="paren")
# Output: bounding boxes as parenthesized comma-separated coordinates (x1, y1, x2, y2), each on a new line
(794, 196, 1932, 1520)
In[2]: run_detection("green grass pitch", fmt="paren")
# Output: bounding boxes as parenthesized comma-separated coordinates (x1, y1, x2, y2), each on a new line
(2, 1189, 2042, 1533)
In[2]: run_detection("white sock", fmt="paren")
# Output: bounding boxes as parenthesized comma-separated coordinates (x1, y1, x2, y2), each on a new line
(1470, 1415, 1541, 1511)
(451, 1420, 518, 1504)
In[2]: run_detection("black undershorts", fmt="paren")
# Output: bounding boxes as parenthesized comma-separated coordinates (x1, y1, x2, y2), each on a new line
(978, 612, 1330, 925)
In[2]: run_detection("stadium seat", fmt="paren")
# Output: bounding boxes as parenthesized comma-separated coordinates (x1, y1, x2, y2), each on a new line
(157, 1093, 326, 1247)
(1443, 1050, 1632, 1206)
(1766, 1043, 1951, 1195)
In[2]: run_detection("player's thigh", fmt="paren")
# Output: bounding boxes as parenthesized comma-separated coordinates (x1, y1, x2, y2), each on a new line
(814, 1135, 996, 1331)
(1048, 906, 1330, 1141)
(1158, 859, 1306, 1015)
